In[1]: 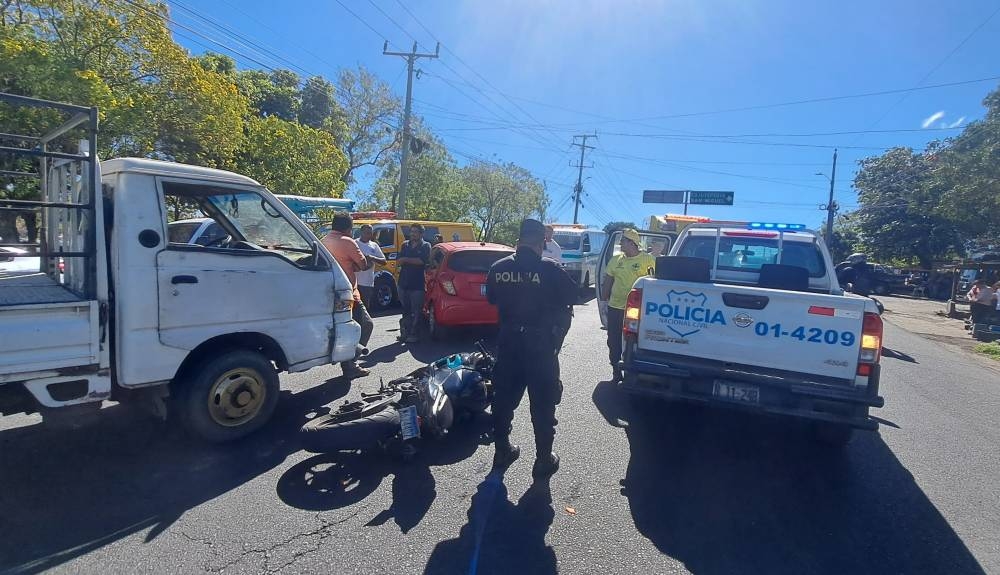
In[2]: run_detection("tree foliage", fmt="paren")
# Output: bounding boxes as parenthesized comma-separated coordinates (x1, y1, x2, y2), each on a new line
(335, 66, 401, 185)
(850, 83, 1000, 266)
(235, 116, 347, 198)
(464, 161, 548, 245)
(0, 0, 552, 243)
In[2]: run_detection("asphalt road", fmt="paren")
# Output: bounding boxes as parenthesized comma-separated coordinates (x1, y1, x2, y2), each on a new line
(1, 298, 998, 574)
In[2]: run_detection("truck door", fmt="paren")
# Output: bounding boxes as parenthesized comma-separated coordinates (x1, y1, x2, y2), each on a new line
(154, 180, 337, 370)
(595, 230, 673, 328)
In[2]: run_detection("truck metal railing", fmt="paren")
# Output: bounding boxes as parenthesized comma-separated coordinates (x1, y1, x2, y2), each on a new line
(0, 92, 99, 301)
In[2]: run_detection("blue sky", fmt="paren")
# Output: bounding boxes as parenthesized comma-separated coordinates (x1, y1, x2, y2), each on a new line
(168, 0, 1000, 230)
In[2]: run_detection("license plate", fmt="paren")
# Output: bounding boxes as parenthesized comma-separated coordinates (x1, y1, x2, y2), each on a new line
(398, 405, 420, 439)
(712, 380, 760, 404)
(480, 284, 487, 296)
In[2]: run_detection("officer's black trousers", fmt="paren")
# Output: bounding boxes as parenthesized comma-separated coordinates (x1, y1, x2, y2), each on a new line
(491, 336, 561, 457)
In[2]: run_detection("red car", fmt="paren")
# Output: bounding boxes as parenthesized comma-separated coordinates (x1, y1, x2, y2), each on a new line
(423, 242, 515, 339)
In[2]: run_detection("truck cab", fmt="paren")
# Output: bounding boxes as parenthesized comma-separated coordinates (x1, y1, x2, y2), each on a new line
(0, 94, 360, 441)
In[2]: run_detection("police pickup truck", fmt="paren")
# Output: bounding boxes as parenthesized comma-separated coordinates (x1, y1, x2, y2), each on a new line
(617, 222, 885, 445)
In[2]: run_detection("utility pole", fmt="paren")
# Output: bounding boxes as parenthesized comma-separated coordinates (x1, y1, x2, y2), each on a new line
(383, 41, 439, 219)
(570, 134, 596, 224)
(824, 148, 838, 240)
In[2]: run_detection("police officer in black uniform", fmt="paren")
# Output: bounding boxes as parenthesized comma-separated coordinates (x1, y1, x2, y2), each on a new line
(486, 219, 577, 476)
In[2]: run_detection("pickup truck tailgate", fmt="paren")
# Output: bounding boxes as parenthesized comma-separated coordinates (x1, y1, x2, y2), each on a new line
(638, 282, 866, 380)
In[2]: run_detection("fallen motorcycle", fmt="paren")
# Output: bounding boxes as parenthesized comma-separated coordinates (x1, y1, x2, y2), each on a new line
(299, 341, 495, 458)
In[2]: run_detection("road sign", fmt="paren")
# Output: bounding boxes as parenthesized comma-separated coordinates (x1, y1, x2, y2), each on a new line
(643, 190, 686, 204)
(688, 191, 734, 205)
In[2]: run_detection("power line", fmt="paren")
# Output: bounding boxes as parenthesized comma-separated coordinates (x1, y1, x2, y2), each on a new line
(851, 3, 1000, 144)
(388, 0, 570, 151)
(160, 0, 402, 134)
(330, 0, 391, 43)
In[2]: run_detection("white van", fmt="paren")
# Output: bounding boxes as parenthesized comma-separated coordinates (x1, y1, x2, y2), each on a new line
(550, 225, 607, 291)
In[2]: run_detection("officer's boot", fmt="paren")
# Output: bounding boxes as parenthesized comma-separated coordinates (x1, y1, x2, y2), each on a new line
(612, 364, 624, 383)
(493, 438, 520, 469)
(532, 434, 559, 477)
(532, 452, 560, 478)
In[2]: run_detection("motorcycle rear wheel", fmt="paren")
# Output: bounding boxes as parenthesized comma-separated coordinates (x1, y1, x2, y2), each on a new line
(300, 407, 402, 453)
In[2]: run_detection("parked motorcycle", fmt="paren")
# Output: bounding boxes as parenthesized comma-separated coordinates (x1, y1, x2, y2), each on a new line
(299, 342, 495, 458)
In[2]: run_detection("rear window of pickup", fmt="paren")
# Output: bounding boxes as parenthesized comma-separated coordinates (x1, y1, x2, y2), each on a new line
(677, 236, 827, 278)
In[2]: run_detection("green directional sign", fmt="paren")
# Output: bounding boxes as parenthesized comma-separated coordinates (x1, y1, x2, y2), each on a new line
(688, 191, 734, 205)
(643, 190, 686, 204)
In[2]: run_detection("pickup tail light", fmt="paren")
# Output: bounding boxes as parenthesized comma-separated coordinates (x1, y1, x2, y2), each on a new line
(857, 312, 883, 371)
(440, 274, 457, 296)
(623, 288, 643, 336)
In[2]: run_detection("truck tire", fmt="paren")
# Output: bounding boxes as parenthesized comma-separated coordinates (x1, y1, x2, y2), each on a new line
(178, 350, 280, 443)
(813, 423, 854, 447)
(374, 276, 398, 311)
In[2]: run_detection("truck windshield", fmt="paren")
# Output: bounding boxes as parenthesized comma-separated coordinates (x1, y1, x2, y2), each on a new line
(679, 235, 827, 278)
(204, 192, 311, 252)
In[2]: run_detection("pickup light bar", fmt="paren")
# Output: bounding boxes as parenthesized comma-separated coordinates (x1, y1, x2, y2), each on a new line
(748, 222, 806, 231)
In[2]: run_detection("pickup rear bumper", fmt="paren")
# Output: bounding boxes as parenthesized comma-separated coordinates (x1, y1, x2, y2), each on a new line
(622, 344, 883, 430)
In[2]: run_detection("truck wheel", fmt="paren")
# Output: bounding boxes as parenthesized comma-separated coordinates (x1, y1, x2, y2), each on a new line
(813, 423, 854, 447)
(873, 283, 889, 296)
(178, 350, 280, 443)
(374, 277, 398, 311)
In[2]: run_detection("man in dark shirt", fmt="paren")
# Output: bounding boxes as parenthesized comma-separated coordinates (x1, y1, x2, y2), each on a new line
(487, 219, 577, 477)
(397, 223, 431, 343)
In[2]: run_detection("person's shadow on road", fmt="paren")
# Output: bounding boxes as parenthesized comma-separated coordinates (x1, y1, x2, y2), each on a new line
(591, 380, 986, 575)
(423, 471, 556, 575)
(0, 377, 354, 574)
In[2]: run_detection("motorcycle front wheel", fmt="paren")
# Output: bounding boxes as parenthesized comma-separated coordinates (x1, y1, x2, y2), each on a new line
(300, 408, 402, 453)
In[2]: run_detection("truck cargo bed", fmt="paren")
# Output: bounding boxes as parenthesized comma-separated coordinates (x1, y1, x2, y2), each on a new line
(0, 272, 84, 306)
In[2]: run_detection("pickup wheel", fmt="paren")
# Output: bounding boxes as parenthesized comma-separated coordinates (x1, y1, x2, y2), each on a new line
(812, 423, 854, 447)
(178, 350, 280, 443)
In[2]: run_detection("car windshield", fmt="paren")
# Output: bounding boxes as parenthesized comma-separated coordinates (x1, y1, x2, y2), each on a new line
(447, 250, 511, 273)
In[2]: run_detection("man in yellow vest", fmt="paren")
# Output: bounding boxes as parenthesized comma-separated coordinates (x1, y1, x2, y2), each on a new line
(600, 228, 654, 382)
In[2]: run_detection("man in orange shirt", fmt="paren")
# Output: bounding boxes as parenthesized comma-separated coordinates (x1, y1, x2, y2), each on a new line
(322, 212, 373, 379)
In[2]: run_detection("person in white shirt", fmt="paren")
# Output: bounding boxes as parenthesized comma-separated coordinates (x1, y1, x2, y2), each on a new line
(356, 224, 387, 312)
(543, 225, 562, 263)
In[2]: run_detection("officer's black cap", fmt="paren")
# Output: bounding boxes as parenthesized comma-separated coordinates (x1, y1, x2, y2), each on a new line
(518, 218, 546, 243)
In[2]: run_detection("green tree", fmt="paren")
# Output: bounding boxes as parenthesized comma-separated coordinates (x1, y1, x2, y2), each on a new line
(363, 131, 469, 221)
(334, 66, 402, 185)
(237, 68, 300, 121)
(299, 75, 336, 129)
(234, 115, 347, 198)
(930, 85, 1000, 242)
(851, 147, 962, 269)
(463, 161, 549, 245)
(0, 0, 247, 239)
(603, 221, 637, 234)
(821, 215, 862, 264)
